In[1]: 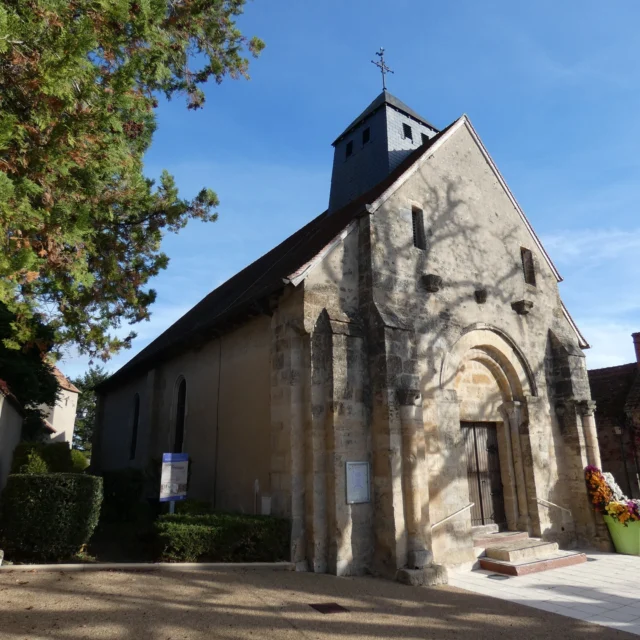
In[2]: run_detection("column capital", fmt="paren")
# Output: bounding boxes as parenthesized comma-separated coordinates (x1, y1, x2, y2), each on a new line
(397, 388, 421, 406)
(578, 399, 597, 417)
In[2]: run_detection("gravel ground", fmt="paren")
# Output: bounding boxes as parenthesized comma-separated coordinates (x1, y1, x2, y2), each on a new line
(0, 567, 632, 640)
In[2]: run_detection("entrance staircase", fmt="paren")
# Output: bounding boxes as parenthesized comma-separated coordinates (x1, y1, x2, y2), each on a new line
(472, 526, 587, 576)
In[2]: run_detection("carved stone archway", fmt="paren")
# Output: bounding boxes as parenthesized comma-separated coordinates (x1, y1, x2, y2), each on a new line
(425, 326, 540, 564)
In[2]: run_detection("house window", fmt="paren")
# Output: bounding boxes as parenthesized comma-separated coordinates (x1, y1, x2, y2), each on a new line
(173, 378, 187, 453)
(421, 132, 429, 146)
(412, 207, 426, 250)
(362, 127, 370, 145)
(403, 123, 413, 141)
(129, 393, 140, 461)
(521, 248, 536, 286)
(346, 140, 353, 158)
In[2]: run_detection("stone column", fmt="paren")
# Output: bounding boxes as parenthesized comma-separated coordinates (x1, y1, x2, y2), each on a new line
(499, 401, 530, 532)
(289, 332, 308, 571)
(305, 324, 330, 574)
(397, 388, 430, 569)
(578, 400, 602, 470)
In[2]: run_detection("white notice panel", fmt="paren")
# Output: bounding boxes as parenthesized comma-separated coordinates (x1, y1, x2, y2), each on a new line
(346, 461, 370, 504)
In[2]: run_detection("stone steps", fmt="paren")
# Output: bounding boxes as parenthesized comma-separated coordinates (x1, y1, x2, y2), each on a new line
(473, 530, 529, 549)
(479, 550, 587, 576)
(485, 539, 559, 563)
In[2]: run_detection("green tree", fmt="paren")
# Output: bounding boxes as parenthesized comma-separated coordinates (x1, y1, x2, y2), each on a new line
(0, 302, 59, 439)
(0, 1, 263, 360)
(70, 366, 110, 452)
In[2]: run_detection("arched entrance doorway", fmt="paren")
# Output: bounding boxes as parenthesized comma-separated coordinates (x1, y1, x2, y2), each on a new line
(439, 326, 537, 535)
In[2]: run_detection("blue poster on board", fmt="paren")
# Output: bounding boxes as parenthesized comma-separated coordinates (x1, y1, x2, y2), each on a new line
(159, 453, 189, 502)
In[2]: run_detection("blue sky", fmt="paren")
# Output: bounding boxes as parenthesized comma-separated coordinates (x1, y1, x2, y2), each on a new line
(61, 0, 640, 377)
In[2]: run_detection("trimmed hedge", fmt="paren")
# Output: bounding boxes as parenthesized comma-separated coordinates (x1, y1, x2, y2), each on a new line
(175, 499, 212, 516)
(155, 513, 290, 563)
(0, 473, 103, 561)
(11, 442, 74, 474)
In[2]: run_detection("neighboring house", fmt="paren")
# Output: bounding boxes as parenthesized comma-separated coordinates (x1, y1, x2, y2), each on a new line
(42, 367, 79, 445)
(588, 333, 640, 498)
(94, 91, 606, 577)
(0, 380, 23, 489)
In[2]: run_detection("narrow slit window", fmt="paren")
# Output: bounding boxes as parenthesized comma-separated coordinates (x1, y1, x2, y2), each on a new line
(403, 123, 413, 140)
(362, 127, 370, 145)
(173, 378, 187, 453)
(129, 393, 140, 461)
(345, 140, 353, 158)
(412, 207, 426, 250)
(421, 132, 429, 146)
(521, 248, 536, 286)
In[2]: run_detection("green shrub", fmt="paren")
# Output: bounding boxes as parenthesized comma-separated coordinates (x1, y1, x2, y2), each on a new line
(41, 442, 74, 472)
(11, 442, 73, 474)
(70, 449, 89, 473)
(100, 468, 145, 523)
(155, 513, 290, 563)
(175, 499, 212, 516)
(21, 450, 49, 474)
(0, 473, 103, 561)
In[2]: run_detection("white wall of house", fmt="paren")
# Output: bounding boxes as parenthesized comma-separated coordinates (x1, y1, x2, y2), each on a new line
(0, 392, 23, 489)
(43, 387, 78, 445)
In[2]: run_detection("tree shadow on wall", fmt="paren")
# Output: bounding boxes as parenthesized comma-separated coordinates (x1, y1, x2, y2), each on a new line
(314, 164, 582, 563)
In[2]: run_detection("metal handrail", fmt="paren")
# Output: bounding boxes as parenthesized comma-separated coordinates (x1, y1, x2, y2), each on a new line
(537, 498, 572, 515)
(431, 503, 474, 530)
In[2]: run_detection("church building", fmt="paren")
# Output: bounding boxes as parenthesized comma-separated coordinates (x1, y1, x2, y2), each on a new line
(94, 87, 609, 579)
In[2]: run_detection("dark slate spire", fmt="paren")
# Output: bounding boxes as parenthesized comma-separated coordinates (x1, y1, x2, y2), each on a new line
(328, 92, 439, 212)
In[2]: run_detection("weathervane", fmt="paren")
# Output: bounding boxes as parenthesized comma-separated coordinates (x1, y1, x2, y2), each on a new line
(371, 47, 394, 91)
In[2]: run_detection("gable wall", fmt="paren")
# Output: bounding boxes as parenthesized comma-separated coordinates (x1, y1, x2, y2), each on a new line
(369, 122, 589, 555)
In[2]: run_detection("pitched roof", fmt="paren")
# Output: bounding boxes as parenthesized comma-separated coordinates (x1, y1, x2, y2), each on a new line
(588, 362, 638, 423)
(98, 121, 457, 392)
(332, 90, 439, 145)
(53, 367, 80, 394)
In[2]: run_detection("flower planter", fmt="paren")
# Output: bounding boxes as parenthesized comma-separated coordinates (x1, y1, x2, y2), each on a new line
(603, 515, 640, 555)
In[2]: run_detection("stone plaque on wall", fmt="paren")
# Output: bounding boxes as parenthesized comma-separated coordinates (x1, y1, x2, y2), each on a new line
(346, 461, 370, 504)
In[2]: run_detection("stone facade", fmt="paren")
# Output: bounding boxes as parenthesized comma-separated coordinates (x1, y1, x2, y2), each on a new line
(96, 95, 608, 580)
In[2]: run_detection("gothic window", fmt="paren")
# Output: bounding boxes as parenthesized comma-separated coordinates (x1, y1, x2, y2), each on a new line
(403, 123, 413, 141)
(173, 378, 187, 453)
(129, 394, 140, 461)
(362, 127, 370, 145)
(345, 140, 353, 158)
(412, 207, 426, 250)
(521, 248, 536, 286)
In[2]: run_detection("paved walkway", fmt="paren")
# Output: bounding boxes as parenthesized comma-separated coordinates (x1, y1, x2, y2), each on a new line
(450, 551, 640, 635)
(0, 565, 631, 639)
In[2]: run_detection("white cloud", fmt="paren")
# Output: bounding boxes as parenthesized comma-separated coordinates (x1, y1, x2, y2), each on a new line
(544, 227, 640, 368)
(543, 228, 640, 266)
(581, 321, 637, 370)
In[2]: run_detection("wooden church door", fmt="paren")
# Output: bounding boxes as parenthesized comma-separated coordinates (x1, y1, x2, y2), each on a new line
(461, 422, 506, 528)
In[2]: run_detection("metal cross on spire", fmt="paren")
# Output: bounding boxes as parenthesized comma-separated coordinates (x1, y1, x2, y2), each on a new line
(371, 47, 394, 91)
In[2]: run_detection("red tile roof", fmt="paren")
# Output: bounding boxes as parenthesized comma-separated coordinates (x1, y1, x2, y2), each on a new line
(52, 367, 80, 394)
